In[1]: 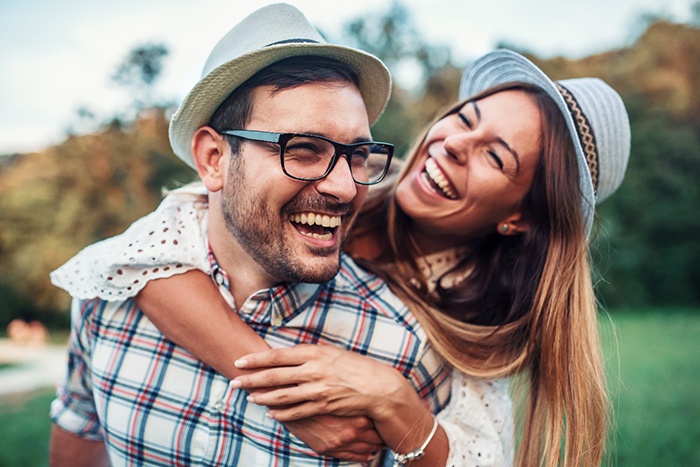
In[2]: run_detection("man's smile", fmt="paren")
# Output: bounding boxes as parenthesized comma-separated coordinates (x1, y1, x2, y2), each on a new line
(290, 212, 341, 240)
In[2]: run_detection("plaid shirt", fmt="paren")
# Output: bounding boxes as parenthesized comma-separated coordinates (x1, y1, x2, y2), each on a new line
(51, 252, 452, 466)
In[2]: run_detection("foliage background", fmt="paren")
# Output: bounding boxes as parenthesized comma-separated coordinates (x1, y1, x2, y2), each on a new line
(0, 3, 698, 467)
(0, 3, 698, 326)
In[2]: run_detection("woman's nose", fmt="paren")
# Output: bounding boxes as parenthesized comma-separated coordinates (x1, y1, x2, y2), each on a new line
(443, 133, 470, 165)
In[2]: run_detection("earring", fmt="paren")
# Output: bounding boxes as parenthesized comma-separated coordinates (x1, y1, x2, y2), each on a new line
(500, 224, 509, 233)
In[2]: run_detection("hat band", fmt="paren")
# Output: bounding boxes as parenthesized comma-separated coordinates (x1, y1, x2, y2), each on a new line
(555, 83, 600, 192)
(266, 38, 320, 47)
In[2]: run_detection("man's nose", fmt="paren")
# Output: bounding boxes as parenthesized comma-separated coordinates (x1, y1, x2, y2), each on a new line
(314, 155, 358, 203)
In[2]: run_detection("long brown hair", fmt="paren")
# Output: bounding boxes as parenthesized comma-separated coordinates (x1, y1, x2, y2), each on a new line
(350, 84, 608, 466)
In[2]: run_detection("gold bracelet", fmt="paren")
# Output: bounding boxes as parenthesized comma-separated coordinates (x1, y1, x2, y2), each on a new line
(391, 417, 439, 466)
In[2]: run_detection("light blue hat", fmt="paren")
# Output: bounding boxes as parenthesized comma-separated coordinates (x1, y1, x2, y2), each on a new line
(459, 49, 631, 235)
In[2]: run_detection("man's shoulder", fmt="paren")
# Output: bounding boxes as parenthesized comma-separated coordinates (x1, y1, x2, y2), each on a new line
(333, 254, 415, 321)
(334, 254, 390, 295)
(70, 296, 137, 325)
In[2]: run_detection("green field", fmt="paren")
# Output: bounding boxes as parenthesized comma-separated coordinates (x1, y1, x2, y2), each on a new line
(601, 310, 700, 466)
(1, 310, 698, 466)
(0, 389, 54, 467)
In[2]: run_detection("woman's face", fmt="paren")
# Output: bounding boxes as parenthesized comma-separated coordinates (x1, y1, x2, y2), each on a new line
(395, 89, 543, 252)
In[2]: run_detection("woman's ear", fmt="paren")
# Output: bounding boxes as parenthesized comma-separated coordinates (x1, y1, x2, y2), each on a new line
(192, 126, 227, 192)
(497, 212, 531, 236)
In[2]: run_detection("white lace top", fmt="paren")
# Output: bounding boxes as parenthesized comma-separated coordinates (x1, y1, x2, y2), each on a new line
(50, 182, 514, 466)
(50, 184, 211, 301)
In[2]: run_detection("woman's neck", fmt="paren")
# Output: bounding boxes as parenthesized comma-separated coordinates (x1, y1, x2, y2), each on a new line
(343, 230, 389, 263)
(411, 227, 480, 257)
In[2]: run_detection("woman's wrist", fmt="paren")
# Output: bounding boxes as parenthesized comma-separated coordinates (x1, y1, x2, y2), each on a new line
(369, 379, 438, 457)
(368, 370, 419, 422)
(390, 416, 438, 466)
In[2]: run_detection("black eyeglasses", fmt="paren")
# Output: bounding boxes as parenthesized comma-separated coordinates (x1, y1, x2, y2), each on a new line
(219, 129, 394, 185)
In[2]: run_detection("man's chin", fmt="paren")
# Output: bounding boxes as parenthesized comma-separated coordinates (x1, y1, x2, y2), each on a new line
(295, 257, 341, 284)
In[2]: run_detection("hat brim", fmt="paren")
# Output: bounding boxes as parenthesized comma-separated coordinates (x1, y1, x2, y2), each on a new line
(169, 42, 391, 169)
(459, 49, 595, 234)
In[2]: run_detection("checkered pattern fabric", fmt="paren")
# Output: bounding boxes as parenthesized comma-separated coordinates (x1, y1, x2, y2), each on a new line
(51, 253, 452, 466)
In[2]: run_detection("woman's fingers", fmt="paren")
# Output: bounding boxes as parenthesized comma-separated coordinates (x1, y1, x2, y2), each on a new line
(246, 383, 323, 408)
(265, 401, 327, 421)
(235, 344, 320, 369)
(231, 366, 310, 389)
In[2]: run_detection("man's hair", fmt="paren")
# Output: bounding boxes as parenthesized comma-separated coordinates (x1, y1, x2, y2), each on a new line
(208, 56, 361, 153)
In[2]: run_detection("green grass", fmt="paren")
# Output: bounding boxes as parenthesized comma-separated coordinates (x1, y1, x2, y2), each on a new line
(0, 388, 54, 467)
(0, 310, 698, 466)
(601, 309, 700, 466)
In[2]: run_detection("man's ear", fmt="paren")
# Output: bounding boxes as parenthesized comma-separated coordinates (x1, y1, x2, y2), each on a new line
(496, 212, 531, 236)
(192, 126, 227, 192)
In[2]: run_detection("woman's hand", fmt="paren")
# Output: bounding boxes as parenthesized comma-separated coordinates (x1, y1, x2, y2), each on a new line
(233, 344, 449, 465)
(232, 344, 411, 422)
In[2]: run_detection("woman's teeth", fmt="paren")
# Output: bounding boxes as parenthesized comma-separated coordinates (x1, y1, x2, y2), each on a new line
(424, 158, 457, 199)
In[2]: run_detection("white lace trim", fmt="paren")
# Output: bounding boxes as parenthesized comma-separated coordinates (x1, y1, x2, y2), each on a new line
(50, 184, 211, 301)
(418, 248, 514, 466)
(440, 373, 514, 466)
(417, 246, 470, 291)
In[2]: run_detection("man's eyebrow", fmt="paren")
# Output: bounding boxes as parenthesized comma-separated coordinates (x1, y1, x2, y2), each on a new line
(302, 132, 374, 144)
(471, 100, 521, 173)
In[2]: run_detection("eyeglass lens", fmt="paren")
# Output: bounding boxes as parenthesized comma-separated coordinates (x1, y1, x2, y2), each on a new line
(282, 135, 391, 184)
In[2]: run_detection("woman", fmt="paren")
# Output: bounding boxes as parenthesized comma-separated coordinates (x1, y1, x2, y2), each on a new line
(52, 49, 630, 466)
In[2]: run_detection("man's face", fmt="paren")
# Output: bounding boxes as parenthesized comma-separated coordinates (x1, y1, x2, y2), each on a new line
(220, 81, 371, 285)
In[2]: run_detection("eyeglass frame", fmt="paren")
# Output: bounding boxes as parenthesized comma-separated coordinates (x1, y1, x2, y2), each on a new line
(218, 129, 394, 185)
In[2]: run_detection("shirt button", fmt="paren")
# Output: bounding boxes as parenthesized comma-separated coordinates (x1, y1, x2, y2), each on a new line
(215, 272, 224, 285)
(212, 399, 226, 413)
(271, 316, 282, 327)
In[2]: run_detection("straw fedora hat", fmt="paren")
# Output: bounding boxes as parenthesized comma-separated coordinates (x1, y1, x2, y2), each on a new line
(459, 49, 631, 235)
(169, 3, 392, 169)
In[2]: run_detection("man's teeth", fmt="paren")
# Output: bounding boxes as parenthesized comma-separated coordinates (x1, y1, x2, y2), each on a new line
(290, 212, 340, 240)
(425, 158, 456, 199)
(291, 213, 340, 228)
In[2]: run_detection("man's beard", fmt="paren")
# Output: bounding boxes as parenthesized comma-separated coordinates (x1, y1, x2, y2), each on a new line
(221, 157, 353, 284)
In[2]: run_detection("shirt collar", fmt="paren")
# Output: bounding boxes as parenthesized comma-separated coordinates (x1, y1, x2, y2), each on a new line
(207, 246, 322, 323)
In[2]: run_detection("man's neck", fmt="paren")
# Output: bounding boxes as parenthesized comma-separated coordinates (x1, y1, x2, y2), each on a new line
(207, 212, 276, 308)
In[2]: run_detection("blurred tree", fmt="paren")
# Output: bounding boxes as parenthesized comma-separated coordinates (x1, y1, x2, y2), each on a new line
(112, 42, 169, 112)
(0, 109, 195, 317)
(1, 4, 699, 326)
(340, 1, 460, 158)
(533, 20, 700, 308)
(691, 1, 700, 27)
(593, 100, 700, 307)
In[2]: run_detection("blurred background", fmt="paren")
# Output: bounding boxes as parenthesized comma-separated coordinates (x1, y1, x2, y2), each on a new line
(0, 0, 698, 465)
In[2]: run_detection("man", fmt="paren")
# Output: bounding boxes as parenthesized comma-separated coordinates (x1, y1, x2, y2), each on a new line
(49, 4, 451, 466)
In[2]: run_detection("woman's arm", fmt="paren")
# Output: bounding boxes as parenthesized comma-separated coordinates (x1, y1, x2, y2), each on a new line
(134, 272, 384, 462)
(134, 270, 269, 378)
(232, 345, 450, 466)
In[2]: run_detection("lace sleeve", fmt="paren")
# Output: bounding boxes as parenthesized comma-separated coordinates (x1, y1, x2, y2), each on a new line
(439, 372, 515, 467)
(50, 183, 210, 301)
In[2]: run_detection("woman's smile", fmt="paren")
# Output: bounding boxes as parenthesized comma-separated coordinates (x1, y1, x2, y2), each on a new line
(422, 157, 457, 199)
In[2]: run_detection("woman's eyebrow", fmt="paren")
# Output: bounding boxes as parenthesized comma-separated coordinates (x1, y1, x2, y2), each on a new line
(469, 101, 481, 121)
(497, 137, 521, 173)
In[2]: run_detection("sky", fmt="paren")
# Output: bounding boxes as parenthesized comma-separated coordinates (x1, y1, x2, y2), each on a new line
(0, 0, 695, 155)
